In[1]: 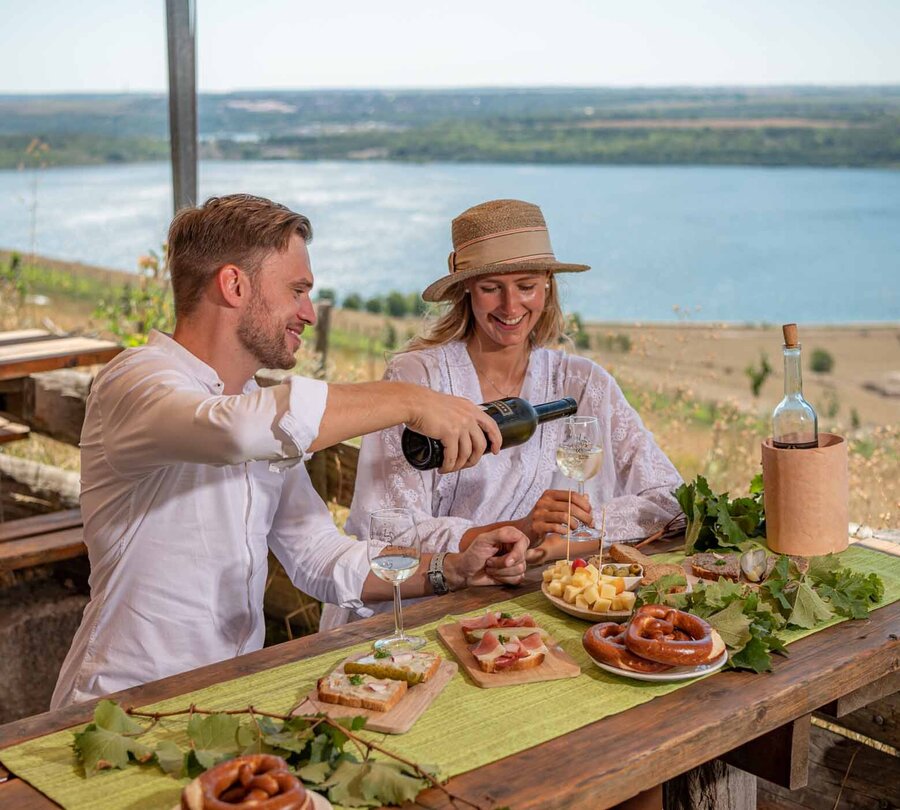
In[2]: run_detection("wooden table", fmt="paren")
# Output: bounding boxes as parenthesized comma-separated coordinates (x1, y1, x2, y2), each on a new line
(0, 567, 897, 809)
(0, 330, 121, 382)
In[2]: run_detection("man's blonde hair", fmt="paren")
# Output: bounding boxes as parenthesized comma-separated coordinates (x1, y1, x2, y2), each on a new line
(405, 275, 567, 352)
(167, 194, 312, 317)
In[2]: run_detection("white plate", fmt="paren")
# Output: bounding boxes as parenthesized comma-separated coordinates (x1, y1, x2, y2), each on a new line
(586, 649, 728, 682)
(310, 790, 334, 810)
(541, 581, 633, 623)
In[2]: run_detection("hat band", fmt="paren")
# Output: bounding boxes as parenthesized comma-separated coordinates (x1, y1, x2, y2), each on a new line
(448, 227, 554, 274)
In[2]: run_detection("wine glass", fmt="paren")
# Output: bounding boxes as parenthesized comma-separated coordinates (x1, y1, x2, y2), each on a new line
(368, 507, 427, 651)
(555, 415, 604, 542)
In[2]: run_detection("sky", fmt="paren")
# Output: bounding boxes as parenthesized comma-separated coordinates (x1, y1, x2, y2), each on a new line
(2, 0, 900, 92)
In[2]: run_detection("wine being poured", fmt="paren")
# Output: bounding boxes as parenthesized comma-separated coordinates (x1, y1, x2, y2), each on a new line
(401, 396, 578, 471)
(556, 415, 603, 542)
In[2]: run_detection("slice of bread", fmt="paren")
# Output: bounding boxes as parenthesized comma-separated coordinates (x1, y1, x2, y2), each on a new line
(608, 544, 654, 567)
(690, 553, 741, 582)
(344, 650, 441, 685)
(316, 671, 407, 712)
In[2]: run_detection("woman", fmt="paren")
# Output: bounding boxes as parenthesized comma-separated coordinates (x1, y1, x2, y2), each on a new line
(321, 199, 682, 628)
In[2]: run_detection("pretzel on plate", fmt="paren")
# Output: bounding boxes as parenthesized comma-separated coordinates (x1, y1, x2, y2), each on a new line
(624, 605, 715, 666)
(180, 754, 310, 810)
(582, 622, 673, 673)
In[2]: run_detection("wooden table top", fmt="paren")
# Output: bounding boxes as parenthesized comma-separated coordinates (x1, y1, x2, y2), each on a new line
(1, 565, 898, 810)
(0, 331, 121, 381)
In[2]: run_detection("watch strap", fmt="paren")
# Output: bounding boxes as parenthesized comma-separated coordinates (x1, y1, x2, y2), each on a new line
(427, 552, 450, 595)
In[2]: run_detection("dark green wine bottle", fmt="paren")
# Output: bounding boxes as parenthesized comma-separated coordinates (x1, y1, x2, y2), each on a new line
(401, 396, 578, 471)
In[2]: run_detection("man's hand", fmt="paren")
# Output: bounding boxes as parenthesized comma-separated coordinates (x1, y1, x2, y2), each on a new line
(405, 388, 503, 474)
(443, 526, 528, 589)
(524, 534, 599, 565)
(517, 489, 593, 542)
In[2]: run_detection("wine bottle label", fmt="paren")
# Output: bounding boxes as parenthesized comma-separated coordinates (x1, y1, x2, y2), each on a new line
(488, 400, 515, 417)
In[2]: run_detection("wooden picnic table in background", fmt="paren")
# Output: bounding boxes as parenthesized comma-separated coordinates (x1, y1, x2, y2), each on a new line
(0, 556, 897, 810)
(0, 330, 121, 382)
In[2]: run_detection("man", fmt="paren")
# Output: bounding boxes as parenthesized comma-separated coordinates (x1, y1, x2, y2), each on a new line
(52, 194, 527, 708)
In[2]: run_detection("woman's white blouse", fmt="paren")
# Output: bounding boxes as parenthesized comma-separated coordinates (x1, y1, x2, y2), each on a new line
(321, 340, 682, 628)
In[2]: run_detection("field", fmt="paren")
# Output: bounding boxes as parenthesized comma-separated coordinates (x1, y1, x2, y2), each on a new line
(2, 253, 898, 529)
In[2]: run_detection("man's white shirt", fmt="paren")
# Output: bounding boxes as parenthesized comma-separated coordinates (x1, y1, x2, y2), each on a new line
(51, 331, 369, 708)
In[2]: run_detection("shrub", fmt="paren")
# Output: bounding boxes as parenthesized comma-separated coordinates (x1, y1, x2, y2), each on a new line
(342, 292, 363, 310)
(745, 352, 773, 398)
(315, 288, 337, 303)
(809, 348, 834, 374)
(385, 291, 409, 317)
(365, 296, 384, 314)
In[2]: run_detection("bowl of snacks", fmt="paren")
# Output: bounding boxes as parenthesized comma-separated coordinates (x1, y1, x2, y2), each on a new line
(541, 558, 641, 622)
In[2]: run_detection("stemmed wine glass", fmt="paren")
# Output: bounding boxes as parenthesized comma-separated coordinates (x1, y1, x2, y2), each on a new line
(368, 507, 427, 651)
(555, 415, 604, 542)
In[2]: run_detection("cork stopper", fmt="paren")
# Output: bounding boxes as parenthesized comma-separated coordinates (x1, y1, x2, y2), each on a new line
(782, 323, 799, 348)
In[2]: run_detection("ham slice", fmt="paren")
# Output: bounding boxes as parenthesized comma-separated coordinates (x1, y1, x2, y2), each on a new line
(519, 632, 547, 653)
(460, 611, 501, 632)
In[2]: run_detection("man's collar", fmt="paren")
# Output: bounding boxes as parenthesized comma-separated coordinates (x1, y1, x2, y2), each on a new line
(147, 330, 226, 393)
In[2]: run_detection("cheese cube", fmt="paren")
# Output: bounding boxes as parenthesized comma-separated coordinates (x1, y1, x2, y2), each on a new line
(592, 597, 613, 612)
(575, 595, 591, 610)
(547, 580, 564, 598)
(614, 591, 636, 612)
(584, 563, 600, 580)
(542, 568, 555, 583)
(563, 584, 583, 604)
(583, 584, 600, 605)
(612, 577, 626, 595)
(599, 583, 617, 600)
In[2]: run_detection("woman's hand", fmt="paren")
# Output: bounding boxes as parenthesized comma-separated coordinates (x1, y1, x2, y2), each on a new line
(444, 526, 529, 589)
(517, 489, 594, 542)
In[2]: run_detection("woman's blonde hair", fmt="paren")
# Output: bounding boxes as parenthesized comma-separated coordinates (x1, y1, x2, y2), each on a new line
(404, 274, 567, 353)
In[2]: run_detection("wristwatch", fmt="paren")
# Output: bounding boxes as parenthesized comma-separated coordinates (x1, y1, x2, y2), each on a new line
(427, 552, 450, 595)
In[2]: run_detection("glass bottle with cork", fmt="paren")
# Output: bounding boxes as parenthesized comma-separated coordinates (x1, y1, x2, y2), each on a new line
(772, 323, 819, 449)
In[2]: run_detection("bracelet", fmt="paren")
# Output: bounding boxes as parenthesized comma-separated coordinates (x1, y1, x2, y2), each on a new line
(427, 552, 450, 595)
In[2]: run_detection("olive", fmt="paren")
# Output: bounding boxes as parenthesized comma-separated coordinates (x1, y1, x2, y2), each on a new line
(629, 564, 642, 575)
(601, 565, 616, 576)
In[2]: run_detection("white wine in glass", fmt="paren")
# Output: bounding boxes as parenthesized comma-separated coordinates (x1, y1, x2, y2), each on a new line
(556, 415, 604, 541)
(368, 507, 426, 651)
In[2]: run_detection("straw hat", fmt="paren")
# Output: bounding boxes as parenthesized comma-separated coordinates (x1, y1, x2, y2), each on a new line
(422, 199, 590, 302)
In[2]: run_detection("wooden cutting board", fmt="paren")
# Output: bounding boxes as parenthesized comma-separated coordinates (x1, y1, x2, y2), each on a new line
(437, 623, 581, 688)
(294, 658, 457, 734)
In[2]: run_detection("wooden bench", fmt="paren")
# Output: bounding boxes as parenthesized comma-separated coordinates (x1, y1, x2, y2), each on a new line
(0, 509, 84, 572)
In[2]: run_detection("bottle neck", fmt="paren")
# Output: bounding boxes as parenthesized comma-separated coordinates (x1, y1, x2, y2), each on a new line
(783, 346, 803, 397)
(535, 397, 578, 423)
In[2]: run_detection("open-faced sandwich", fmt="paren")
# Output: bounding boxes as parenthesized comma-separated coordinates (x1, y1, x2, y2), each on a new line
(316, 671, 407, 712)
(344, 649, 441, 685)
(316, 648, 442, 712)
(459, 610, 549, 643)
(470, 628, 548, 673)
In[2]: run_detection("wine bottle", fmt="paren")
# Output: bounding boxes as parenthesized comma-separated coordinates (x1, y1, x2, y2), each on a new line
(772, 323, 819, 449)
(402, 396, 578, 471)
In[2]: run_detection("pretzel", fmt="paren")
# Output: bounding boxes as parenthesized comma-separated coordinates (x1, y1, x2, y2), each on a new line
(582, 622, 672, 673)
(180, 754, 309, 810)
(624, 605, 714, 667)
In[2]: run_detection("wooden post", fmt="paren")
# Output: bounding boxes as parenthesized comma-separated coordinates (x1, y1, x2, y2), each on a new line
(663, 761, 756, 810)
(165, 0, 198, 213)
(315, 301, 332, 379)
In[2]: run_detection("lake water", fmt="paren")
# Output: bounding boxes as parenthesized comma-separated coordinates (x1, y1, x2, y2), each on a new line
(0, 160, 897, 322)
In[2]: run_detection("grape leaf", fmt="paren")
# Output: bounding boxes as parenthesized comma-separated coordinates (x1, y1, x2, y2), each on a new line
(321, 760, 428, 808)
(93, 700, 144, 734)
(186, 713, 241, 754)
(728, 634, 773, 673)
(73, 726, 154, 776)
(786, 581, 834, 629)
(714, 500, 749, 548)
(634, 573, 687, 608)
(707, 600, 753, 649)
(154, 740, 185, 778)
(299, 760, 333, 785)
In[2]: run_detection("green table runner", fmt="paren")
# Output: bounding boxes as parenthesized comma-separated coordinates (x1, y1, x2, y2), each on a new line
(3, 545, 899, 810)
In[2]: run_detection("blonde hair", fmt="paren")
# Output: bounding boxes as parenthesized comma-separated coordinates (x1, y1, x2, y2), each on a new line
(404, 274, 567, 352)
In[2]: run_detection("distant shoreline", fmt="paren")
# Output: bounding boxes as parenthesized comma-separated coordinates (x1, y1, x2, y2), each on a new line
(4, 249, 897, 330)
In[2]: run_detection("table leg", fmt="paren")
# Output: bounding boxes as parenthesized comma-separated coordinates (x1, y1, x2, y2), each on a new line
(664, 761, 756, 810)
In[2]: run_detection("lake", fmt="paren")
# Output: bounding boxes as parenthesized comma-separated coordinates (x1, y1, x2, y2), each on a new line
(0, 160, 897, 322)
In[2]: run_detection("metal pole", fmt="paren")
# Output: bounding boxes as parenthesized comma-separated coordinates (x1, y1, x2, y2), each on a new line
(165, 0, 198, 213)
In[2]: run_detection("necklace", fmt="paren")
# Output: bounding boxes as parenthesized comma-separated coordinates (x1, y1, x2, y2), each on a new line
(469, 352, 529, 399)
